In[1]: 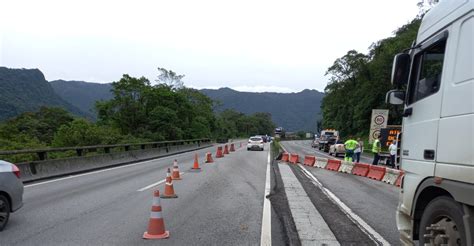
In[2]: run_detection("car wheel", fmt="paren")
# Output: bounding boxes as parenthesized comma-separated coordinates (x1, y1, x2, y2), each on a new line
(0, 194, 11, 231)
(419, 196, 467, 246)
(247, 148, 250, 151)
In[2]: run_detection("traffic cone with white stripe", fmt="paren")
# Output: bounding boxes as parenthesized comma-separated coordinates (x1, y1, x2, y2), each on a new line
(171, 160, 182, 180)
(143, 190, 170, 239)
(160, 168, 178, 198)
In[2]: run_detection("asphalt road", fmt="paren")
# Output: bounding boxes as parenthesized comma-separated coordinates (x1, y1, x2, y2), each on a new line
(3, 142, 285, 245)
(281, 140, 401, 245)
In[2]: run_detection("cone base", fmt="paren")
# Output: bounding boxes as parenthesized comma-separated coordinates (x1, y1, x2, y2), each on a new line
(160, 194, 178, 199)
(205, 161, 213, 163)
(189, 168, 201, 172)
(143, 230, 169, 239)
(172, 177, 182, 180)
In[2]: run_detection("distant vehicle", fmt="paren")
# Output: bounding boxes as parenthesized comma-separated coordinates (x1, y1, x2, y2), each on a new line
(0, 160, 24, 231)
(386, 1, 474, 244)
(318, 129, 339, 151)
(247, 136, 264, 151)
(274, 127, 285, 138)
(311, 138, 319, 148)
(323, 137, 337, 153)
(329, 140, 345, 157)
(320, 129, 339, 138)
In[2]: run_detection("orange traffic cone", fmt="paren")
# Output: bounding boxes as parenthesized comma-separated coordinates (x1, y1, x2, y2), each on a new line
(224, 145, 230, 155)
(143, 190, 170, 239)
(171, 160, 182, 180)
(216, 147, 224, 158)
(205, 152, 214, 163)
(161, 168, 178, 198)
(230, 143, 235, 152)
(190, 153, 201, 171)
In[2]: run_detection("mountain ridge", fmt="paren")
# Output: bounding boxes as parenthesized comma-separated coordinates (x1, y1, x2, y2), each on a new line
(0, 67, 90, 121)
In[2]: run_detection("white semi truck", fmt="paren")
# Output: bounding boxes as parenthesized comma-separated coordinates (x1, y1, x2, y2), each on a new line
(386, 0, 473, 244)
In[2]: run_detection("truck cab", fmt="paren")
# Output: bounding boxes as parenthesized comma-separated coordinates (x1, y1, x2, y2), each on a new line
(386, 0, 474, 244)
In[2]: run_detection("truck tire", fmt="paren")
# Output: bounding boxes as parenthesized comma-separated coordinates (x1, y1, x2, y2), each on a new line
(0, 194, 10, 231)
(419, 196, 467, 246)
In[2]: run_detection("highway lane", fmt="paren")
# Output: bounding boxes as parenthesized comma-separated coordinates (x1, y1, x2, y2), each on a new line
(281, 140, 400, 245)
(2, 142, 284, 245)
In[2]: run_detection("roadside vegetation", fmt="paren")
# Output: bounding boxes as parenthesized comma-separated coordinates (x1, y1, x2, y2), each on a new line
(321, 18, 421, 138)
(0, 68, 275, 155)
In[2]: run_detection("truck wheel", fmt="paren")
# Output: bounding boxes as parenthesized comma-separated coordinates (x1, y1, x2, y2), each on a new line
(0, 194, 10, 231)
(419, 196, 467, 246)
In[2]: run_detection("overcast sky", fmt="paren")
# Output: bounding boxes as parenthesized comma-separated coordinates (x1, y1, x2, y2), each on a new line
(0, 0, 420, 92)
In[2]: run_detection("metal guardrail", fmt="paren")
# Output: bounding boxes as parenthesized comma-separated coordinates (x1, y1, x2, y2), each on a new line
(0, 138, 211, 161)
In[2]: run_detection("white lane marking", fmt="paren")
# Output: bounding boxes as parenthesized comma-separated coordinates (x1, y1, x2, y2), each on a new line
(260, 150, 272, 246)
(24, 146, 214, 188)
(298, 164, 390, 246)
(137, 172, 185, 192)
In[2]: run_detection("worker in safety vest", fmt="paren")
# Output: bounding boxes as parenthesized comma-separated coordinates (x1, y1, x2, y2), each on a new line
(372, 135, 382, 165)
(344, 137, 359, 162)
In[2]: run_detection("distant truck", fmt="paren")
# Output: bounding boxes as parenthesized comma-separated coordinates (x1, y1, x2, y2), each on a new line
(386, 1, 473, 244)
(317, 129, 339, 151)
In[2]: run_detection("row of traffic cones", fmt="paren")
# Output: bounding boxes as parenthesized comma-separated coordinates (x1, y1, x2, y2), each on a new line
(143, 142, 241, 240)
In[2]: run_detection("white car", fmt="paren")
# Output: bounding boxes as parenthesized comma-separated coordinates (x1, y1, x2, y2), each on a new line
(329, 140, 345, 157)
(247, 136, 264, 151)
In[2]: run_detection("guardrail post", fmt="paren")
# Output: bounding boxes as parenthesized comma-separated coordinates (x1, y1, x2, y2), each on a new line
(198, 140, 201, 147)
(141, 144, 146, 150)
(104, 147, 110, 154)
(76, 149, 83, 156)
(166, 144, 169, 153)
(37, 151, 47, 160)
(124, 145, 130, 151)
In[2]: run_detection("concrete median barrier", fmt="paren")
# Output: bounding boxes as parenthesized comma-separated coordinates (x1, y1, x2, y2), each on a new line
(289, 153, 299, 164)
(352, 163, 370, 177)
(366, 165, 386, 181)
(303, 155, 316, 166)
(325, 159, 341, 171)
(314, 158, 328, 169)
(338, 161, 354, 174)
(382, 168, 400, 185)
(18, 142, 211, 183)
(395, 171, 404, 187)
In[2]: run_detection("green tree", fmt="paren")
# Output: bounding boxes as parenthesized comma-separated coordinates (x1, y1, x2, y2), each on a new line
(156, 67, 185, 90)
(321, 18, 421, 138)
(52, 118, 122, 147)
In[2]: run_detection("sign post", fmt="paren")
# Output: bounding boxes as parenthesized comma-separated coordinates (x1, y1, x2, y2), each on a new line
(369, 109, 389, 144)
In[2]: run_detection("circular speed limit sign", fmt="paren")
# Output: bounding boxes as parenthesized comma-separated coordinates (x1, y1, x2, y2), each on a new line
(374, 115, 385, 125)
(372, 130, 380, 139)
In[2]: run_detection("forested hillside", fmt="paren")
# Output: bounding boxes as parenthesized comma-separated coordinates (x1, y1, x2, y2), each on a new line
(50, 80, 113, 117)
(49, 82, 324, 132)
(201, 88, 324, 131)
(321, 18, 421, 137)
(0, 71, 275, 152)
(0, 67, 89, 120)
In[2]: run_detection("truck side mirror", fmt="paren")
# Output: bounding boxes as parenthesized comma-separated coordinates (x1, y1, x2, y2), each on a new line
(386, 90, 405, 105)
(391, 53, 410, 87)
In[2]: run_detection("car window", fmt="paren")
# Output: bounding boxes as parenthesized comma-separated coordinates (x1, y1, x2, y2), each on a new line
(250, 137, 262, 141)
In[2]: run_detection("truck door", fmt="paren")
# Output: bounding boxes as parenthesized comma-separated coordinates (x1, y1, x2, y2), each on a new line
(402, 32, 448, 177)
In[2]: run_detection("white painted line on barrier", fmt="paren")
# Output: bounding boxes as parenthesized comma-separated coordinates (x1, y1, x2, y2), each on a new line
(24, 146, 214, 188)
(260, 150, 272, 246)
(298, 164, 390, 246)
